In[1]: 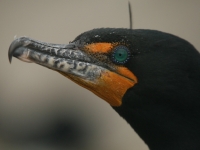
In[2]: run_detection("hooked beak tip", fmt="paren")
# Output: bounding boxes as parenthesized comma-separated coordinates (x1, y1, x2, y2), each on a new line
(8, 37, 26, 64)
(8, 44, 14, 64)
(9, 57, 12, 64)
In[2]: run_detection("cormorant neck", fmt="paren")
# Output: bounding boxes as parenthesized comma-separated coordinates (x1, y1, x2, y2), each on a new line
(112, 87, 200, 150)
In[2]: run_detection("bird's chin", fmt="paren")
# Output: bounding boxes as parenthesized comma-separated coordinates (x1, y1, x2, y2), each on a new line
(58, 67, 135, 107)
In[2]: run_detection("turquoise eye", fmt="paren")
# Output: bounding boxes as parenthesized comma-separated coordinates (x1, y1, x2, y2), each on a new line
(112, 46, 130, 64)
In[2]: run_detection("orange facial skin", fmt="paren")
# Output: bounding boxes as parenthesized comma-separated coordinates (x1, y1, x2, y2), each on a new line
(84, 43, 116, 53)
(59, 67, 137, 106)
(58, 42, 138, 106)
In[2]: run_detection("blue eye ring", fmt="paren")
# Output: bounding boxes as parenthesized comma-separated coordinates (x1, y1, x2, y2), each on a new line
(111, 45, 131, 65)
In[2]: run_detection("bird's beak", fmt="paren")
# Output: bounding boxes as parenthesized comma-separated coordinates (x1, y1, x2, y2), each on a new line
(8, 37, 136, 106)
(8, 37, 103, 80)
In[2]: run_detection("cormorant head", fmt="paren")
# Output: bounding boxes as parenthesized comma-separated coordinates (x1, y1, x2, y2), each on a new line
(8, 28, 139, 106)
(8, 28, 199, 108)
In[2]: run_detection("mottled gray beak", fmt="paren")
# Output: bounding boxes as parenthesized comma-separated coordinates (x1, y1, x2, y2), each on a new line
(8, 37, 102, 80)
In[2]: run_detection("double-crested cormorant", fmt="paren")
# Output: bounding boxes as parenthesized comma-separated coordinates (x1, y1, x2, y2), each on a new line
(8, 28, 200, 150)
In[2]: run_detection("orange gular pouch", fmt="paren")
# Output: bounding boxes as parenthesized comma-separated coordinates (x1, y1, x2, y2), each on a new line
(58, 67, 137, 107)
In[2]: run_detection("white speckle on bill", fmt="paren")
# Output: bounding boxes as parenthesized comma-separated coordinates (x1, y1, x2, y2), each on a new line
(95, 35, 100, 38)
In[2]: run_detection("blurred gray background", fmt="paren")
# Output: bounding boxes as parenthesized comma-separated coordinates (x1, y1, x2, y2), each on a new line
(0, 0, 200, 150)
